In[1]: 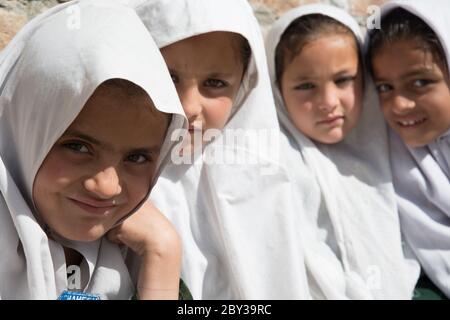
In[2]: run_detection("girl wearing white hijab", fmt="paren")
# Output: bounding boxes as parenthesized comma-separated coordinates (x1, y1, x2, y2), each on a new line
(367, 0, 450, 299)
(266, 4, 418, 299)
(131, 0, 310, 299)
(0, 0, 186, 299)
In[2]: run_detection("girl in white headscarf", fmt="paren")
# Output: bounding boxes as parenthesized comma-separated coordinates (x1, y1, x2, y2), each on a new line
(367, 0, 450, 299)
(266, 4, 418, 299)
(131, 0, 310, 299)
(0, 0, 186, 299)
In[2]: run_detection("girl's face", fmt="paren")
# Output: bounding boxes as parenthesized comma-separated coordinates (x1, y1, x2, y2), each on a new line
(33, 86, 170, 242)
(372, 39, 450, 147)
(280, 34, 363, 144)
(161, 31, 245, 148)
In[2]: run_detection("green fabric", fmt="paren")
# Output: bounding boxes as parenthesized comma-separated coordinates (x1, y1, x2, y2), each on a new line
(413, 274, 448, 300)
(178, 279, 193, 300)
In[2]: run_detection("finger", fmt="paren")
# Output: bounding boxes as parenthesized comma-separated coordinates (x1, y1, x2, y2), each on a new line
(106, 225, 122, 244)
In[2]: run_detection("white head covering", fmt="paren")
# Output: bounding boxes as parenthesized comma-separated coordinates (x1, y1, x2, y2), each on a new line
(0, 0, 186, 299)
(132, 0, 310, 299)
(266, 4, 419, 299)
(373, 0, 450, 298)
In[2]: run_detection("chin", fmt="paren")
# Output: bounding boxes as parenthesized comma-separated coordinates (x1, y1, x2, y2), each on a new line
(404, 139, 429, 149)
(55, 225, 107, 243)
(320, 137, 344, 144)
(316, 132, 346, 144)
(399, 133, 433, 149)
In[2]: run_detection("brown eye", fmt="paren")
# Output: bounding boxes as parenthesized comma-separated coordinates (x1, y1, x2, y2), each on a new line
(335, 76, 356, 86)
(376, 83, 393, 93)
(413, 79, 433, 88)
(170, 74, 179, 84)
(126, 153, 151, 164)
(294, 83, 315, 90)
(64, 142, 89, 154)
(204, 79, 227, 88)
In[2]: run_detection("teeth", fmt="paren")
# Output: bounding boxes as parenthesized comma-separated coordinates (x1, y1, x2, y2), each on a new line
(398, 118, 426, 127)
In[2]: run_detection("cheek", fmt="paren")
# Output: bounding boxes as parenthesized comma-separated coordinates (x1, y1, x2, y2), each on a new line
(203, 97, 234, 128)
(123, 175, 151, 207)
(380, 103, 392, 121)
(283, 91, 313, 116)
(341, 87, 356, 109)
(33, 152, 77, 201)
(377, 94, 392, 118)
(284, 95, 315, 130)
(341, 86, 362, 117)
(423, 88, 450, 118)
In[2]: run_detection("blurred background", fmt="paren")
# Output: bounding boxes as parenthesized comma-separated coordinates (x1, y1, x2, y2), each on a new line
(0, 0, 387, 50)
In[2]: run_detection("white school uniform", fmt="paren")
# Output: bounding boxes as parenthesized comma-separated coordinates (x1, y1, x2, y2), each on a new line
(266, 4, 419, 299)
(131, 0, 310, 299)
(378, 0, 450, 298)
(0, 0, 186, 299)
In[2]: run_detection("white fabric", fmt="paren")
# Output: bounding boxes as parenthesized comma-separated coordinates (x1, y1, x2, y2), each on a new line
(379, 0, 450, 298)
(0, 0, 186, 299)
(266, 4, 419, 299)
(132, 0, 310, 299)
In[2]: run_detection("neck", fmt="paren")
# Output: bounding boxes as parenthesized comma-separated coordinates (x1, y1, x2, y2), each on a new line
(64, 246, 83, 267)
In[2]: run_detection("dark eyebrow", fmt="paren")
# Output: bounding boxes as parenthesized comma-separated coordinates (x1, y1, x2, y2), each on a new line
(334, 69, 357, 77)
(65, 130, 104, 147)
(374, 68, 436, 83)
(292, 75, 314, 82)
(129, 147, 162, 155)
(208, 72, 235, 79)
(168, 68, 235, 79)
(63, 130, 162, 154)
(401, 68, 435, 79)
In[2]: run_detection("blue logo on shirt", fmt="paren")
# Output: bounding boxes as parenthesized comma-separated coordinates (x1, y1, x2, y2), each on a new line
(57, 290, 101, 300)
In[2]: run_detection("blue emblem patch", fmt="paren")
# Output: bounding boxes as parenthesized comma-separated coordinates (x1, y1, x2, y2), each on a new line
(57, 290, 101, 300)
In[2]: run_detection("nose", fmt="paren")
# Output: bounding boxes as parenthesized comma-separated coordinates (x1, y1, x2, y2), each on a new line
(83, 167, 122, 199)
(317, 84, 339, 113)
(391, 94, 415, 115)
(179, 85, 203, 123)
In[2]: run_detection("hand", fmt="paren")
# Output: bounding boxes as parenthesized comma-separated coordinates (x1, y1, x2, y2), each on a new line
(107, 200, 181, 257)
(107, 201, 182, 299)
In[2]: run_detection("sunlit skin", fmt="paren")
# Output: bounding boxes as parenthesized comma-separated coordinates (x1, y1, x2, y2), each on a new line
(33, 85, 170, 242)
(161, 31, 245, 150)
(372, 39, 450, 147)
(32, 83, 181, 300)
(280, 34, 363, 144)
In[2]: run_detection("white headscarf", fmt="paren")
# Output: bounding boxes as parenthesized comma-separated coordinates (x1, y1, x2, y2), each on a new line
(0, 0, 186, 299)
(374, 0, 450, 298)
(132, 0, 310, 299)
(266, 4, 419, 299)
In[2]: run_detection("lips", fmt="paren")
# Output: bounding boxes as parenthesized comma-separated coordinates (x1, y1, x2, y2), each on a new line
(318, 115, 344, 125)
(68, 196, 118, 216)
(396, 117, 427, 127)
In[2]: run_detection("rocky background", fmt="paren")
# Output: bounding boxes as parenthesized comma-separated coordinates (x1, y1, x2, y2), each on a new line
(0, 0, 387, 50)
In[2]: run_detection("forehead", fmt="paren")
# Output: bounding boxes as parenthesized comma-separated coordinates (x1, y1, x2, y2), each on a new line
(286, 35, 359, 75)
(160, 31, 244, 73)
(372, 40, 443, 78)
(67, 86, 169, 148)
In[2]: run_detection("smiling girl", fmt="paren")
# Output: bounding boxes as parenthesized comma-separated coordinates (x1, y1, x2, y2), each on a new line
(0, 1, 186, 299)
(266, 4, 417, 299)
(367, 0, 450, 299)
